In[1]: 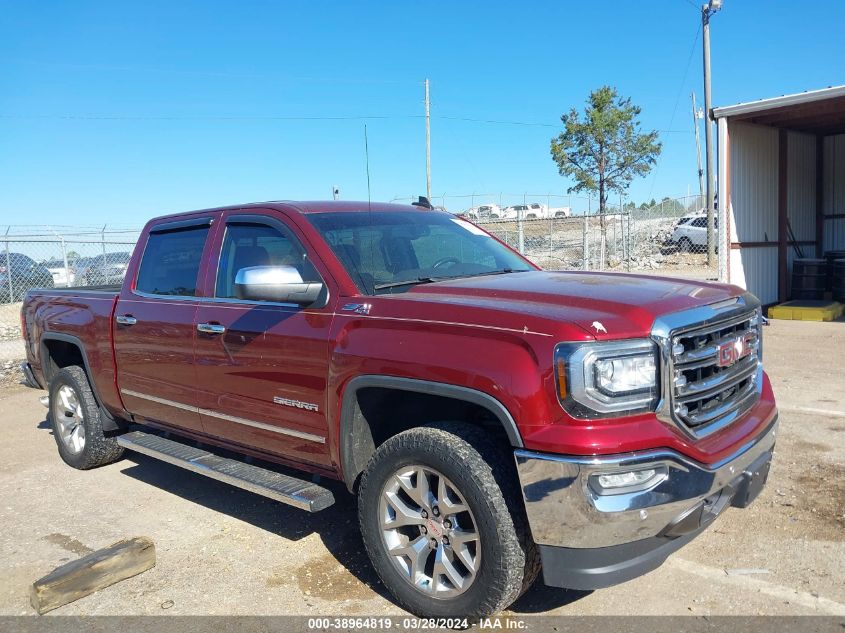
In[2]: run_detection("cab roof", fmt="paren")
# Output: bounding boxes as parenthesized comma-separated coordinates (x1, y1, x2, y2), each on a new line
(148, 200, 435, 223)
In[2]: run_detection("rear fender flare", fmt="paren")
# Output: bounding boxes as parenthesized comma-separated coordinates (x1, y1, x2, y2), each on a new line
(40, 332, 123, 432)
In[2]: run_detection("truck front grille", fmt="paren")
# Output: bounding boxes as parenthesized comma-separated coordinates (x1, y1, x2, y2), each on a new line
(668, 310, 762, 436)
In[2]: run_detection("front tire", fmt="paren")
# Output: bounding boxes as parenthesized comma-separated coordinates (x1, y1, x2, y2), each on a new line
(358, 422, 538, 618)
(49, 366, 124, 469)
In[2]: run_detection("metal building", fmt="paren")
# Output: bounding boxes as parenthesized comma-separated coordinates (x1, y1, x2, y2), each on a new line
(713, 85, 845, 305)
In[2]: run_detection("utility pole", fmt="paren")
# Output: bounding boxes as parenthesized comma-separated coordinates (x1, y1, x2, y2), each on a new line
(424, 79, 432, 201)
(702, 0, 722, 267)
(691, 91, 705, 200)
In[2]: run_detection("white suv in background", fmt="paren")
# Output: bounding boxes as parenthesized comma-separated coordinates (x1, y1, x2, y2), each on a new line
(669, 214, 716, 252)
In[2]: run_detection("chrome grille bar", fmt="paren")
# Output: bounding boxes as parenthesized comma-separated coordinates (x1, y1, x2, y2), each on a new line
(652, 295, 763, 439)
(676, 355, 759, 399)
(684, 380, 760, 427)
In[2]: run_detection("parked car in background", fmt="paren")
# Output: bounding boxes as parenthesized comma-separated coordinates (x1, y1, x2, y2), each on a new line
(80, 251, 132, 285)
(501, 203, 572, 220)
(667, 214, 716, 252)
(460, 204, 503, 221)
(43, 258, 77, 287)
(0, 252, 53, 302)
(70, 257, 95, 283)
(500, 204, 528, 219)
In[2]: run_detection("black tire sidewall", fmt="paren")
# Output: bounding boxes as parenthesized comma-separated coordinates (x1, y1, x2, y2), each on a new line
(358, 425, 525, 618)
(49, 366, 122, 469)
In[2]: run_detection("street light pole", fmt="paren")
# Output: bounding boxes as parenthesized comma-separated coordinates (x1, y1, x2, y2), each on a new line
(702, 0, 721, 267)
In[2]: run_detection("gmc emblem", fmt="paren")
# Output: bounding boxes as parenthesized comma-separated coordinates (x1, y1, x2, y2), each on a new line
(716, 333, 755, 367)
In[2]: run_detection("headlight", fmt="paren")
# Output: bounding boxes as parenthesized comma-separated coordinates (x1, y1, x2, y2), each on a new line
(555, 339, 660, 417)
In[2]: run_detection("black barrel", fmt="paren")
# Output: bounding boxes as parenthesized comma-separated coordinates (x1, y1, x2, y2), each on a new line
(791, 258, 828, 300)
(833, 259, 845, 302)
(824, 250, 845, 290)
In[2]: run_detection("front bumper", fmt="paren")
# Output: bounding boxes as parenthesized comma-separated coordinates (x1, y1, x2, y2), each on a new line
(514, 415, 777, 589)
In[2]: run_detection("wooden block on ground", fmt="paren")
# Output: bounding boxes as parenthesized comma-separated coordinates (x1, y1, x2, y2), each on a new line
(30, 536, 156, 614)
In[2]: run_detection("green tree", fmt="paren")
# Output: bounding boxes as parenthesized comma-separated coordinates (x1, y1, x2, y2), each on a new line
(551, 86, 661, 213)
(551, 86, 661, 262)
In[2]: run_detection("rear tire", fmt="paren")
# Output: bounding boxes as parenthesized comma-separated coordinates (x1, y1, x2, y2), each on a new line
(357, 422, 539, 618)
(49, 366, 124, 470)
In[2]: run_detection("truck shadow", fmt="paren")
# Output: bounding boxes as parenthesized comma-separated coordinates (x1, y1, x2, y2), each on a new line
(117, 452, 590, 613)
(117, 452, 393, 604)
(509, 584, 591, 614)
(34, 418, 589, 613)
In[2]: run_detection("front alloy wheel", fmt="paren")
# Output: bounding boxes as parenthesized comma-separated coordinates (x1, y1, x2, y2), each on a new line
(380, 465, 480, 598)
(358, 423, 538, 618)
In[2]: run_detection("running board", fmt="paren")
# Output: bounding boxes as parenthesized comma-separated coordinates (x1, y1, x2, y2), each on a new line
(116, 431, 334, 512)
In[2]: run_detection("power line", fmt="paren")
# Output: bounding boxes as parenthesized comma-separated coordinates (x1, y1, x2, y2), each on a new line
(0, 113, 422, 121)
(437, 115, 559, 128)
(0, 111, 692, 133)
(648, 20, 702, 199)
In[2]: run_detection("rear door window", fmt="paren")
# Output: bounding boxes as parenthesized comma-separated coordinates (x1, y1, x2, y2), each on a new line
(135, 226, 209, 296)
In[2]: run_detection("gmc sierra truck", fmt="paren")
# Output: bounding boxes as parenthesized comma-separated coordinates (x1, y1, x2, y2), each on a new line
(20, 201, 777, 617)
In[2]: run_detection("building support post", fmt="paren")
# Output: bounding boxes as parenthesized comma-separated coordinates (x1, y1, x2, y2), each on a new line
(815, 135, 825, 257)
(778, 129, 789, 304)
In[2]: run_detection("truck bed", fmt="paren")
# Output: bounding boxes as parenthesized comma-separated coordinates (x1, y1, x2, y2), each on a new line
(22, 286, 123, 415)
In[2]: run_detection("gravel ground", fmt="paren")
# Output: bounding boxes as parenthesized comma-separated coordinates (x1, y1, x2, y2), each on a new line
(0, 302, 23, 342)
(0, 318, 842, 620)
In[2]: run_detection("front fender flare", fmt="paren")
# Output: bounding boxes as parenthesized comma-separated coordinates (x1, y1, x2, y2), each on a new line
(338, 375, 523, 491)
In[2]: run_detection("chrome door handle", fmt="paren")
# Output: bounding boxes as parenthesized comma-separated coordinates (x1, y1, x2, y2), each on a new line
(115, 315, 137, 326)
(197, 323, 226, 335)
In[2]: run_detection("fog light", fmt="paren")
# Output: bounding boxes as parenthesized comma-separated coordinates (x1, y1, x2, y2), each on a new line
(597, 469, 657, 489)
(590, 466, 667, 495)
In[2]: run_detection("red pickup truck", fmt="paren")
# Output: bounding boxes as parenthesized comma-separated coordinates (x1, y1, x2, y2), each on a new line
(21, 201, 777, 617)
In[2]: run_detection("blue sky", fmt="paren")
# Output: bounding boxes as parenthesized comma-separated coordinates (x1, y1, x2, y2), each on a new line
(1, 0, 843, 226)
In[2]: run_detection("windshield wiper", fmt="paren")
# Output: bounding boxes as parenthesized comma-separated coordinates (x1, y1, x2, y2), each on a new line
(373, 277, 438, 291)
(455, 268, 518, 278)
(374, 268, 528, 291)
(429, 267, 530, 282)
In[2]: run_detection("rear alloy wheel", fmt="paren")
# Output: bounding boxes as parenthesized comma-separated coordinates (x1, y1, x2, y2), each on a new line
(49, 366, 124, 469)
(358, 422, 538, 618)
(54, 384, 87, 454)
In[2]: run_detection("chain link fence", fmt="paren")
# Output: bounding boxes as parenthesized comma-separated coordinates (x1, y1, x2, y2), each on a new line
(0, 195, 716, 306)
(1, 225, 141, 304)
(408, 193, 716, 279)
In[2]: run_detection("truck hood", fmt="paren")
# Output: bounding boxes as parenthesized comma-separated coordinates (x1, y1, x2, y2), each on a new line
(405, 270, 743, 339)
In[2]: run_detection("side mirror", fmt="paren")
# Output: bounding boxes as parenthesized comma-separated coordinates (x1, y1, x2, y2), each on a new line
(234, 265, 323, 305)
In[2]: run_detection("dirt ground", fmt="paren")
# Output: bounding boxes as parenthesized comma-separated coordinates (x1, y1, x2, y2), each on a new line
(0, 318, 843, 619)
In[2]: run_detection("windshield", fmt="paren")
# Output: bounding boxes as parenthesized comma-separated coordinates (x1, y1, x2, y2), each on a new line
(307, 211, 534, 294)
